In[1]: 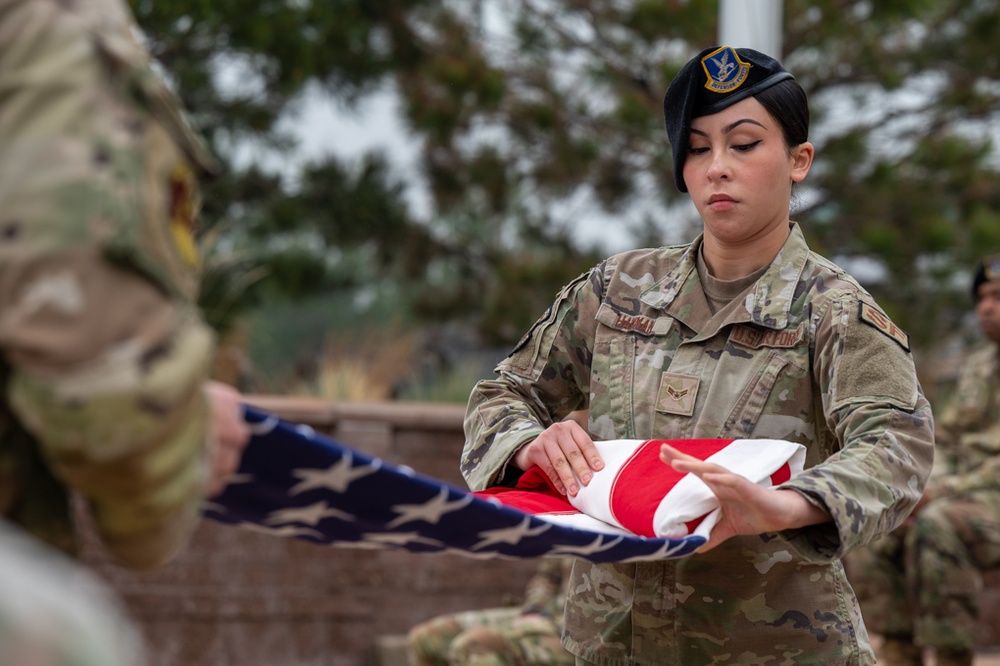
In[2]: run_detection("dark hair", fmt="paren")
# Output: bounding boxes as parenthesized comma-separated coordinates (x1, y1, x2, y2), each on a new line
(753, 78, 809, 151)
(972, 255, 1000, 302)
(973, 261, 988, 303)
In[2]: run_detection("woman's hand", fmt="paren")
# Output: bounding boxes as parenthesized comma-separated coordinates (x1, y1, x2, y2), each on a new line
(660, 443, 830, 552)
(513, 417, 603, 497)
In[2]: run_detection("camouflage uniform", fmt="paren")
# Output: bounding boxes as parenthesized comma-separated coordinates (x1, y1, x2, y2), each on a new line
(0, 517, 141, 666)
(852, 342, 1000, 653)
(0, 0, 218, 570)
(463, 224, 935, 665)
(408, 558, 575, 666)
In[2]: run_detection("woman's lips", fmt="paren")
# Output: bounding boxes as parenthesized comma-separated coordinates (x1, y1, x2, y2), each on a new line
(708, 194, 737, 210)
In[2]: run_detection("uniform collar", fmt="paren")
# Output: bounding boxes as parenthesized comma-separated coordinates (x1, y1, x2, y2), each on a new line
(639, 223, 809, 331)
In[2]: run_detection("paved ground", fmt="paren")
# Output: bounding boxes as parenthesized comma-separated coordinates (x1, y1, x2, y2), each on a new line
(970, 656, 1000, 666)
(377, 634, 1000, 666)
(871, 635, 1000, 665)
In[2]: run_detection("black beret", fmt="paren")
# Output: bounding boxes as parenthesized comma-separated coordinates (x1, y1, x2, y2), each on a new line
(972, 254, 1000, 301)
(663, 45, 795, 192)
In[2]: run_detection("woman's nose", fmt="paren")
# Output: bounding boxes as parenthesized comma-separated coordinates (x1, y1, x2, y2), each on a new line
(706, 150, 730, 180)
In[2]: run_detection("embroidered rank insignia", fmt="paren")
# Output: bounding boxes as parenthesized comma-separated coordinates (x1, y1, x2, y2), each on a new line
(169, 163, 199, 267)
(657, 373, 700, 417)
(701, 46, 752, 94)
(859, 302, 910, 352)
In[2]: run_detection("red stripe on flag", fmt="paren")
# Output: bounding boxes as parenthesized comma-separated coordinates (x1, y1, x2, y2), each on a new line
(609, 439, 732, 537)
(769, 462, 791, 486)
(475, 466, 578, 515)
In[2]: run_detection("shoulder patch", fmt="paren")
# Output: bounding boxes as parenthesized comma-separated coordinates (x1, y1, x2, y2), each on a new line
(858, 302, 910, 352)
(169, 163, 199, 267)
(508, 306, 551, 357)
(505, 269, 593, 362)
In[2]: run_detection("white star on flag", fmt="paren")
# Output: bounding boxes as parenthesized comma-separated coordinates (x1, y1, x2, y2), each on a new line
(472, 516, 552, 550)
(547, 535, 623, 557)
(360, 531, 444, 548)
(237, 522, 324, 540)
(386, 488, 473, 528)
(289, 454, 381, 495)
(265, 500, 354, 526)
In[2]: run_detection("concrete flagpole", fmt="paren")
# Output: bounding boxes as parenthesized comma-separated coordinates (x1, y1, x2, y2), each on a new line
(719, 0, 783, 58)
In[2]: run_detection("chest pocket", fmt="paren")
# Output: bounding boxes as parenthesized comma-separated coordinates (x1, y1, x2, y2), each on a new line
(591, 304, 676, 439)
(712, 325, 813, 441)
(718, 350, 791, 437)
(649, 324, 813, 442)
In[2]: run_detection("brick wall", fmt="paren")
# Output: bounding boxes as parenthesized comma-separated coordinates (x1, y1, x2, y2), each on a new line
(78, 396, 1000, 665)
(78, 397, 540, 666)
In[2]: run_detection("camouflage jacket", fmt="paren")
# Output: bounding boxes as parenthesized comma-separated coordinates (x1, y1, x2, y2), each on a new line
(0, 518, 142, 666)
(520, 557, 572, 619)
(0, 0, 217, 569)
(463, 224, 935, 665)
(930, 343, 1000, 498)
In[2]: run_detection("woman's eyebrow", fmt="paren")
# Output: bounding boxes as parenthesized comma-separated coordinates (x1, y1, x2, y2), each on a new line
(690, 118, 767, 137)
(723, 118, 766, 133)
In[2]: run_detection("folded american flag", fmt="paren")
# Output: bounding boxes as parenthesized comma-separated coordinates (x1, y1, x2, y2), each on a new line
(204, 407, 804, 563)
(479, 437, 805, 540)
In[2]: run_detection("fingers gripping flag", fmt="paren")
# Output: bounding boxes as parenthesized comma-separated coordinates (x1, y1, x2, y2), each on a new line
(204, 407, 805, 563)
(479, 438, 806, 540)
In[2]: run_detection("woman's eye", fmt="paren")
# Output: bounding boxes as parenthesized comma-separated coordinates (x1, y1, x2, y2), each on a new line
(734, 140, 762, 152)
(688, 146, 709, 155)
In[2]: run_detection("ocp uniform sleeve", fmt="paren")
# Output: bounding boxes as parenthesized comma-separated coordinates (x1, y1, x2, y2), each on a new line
(462, 266, 603, 492)
(779, 291, 935, 561)
(0, 0, 217, 570)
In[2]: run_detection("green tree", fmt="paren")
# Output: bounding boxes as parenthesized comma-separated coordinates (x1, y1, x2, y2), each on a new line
(782, 0, 1000, 351)
(130, 0, 601, 353)
(133, 0, 1000, 369)
(394, 0, 1000, 355)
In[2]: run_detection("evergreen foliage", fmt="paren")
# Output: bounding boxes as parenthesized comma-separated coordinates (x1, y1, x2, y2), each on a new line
(131, 0, 1000, 381)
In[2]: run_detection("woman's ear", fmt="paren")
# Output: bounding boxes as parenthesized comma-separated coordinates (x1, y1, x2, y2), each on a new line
(790, 142, 815, 183)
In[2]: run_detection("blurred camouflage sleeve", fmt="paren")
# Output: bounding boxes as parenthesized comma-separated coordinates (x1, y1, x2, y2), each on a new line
(0, 518, 144, 666)
(462, 268, 601, 491)
(779, 291, 934, 561)
(925, 344, 1000, 498)
(0, 0, 217, 569)
(520, 558, 571, 618)
(929, 435, 1000, 498)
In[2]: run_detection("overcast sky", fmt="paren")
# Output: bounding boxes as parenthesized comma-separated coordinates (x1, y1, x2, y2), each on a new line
(224, 1, 791, 255)
(248, 82, 645, 253)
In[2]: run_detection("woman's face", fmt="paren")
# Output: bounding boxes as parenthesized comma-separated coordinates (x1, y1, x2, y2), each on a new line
(683, 96, 813, 247)
(975, 281, 1000, 344)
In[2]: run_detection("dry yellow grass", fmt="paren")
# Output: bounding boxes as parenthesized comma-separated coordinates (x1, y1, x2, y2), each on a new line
(299, 327, 419, 401)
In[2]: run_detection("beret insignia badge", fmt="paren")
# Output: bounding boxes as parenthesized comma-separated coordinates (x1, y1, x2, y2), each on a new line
(700, 46, 752, 94)
(984, 253, 1000, 280)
